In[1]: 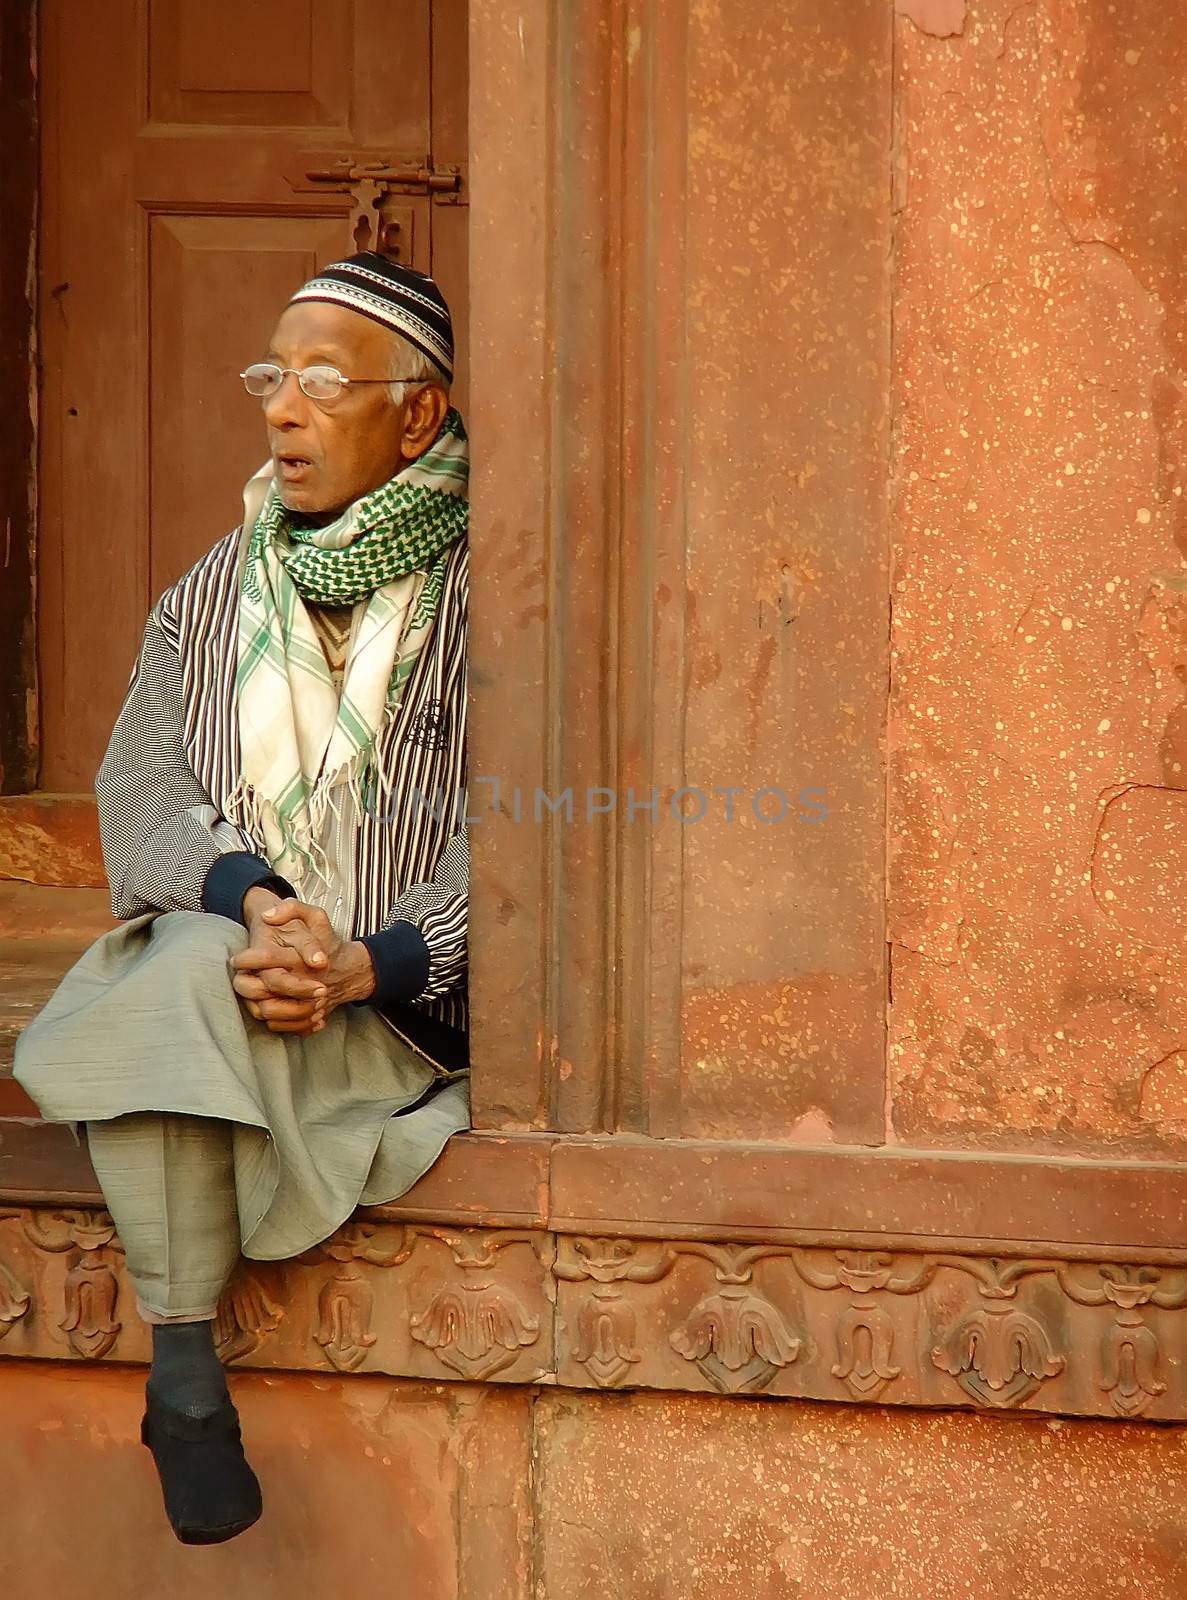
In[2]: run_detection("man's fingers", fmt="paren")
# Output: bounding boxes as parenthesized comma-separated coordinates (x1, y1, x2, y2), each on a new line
(268, 966, 326, 998)
(233, 967, 326, 1001)
(232, 943, 306, 972)
(254, 996, 321, 1022)
(242, 997, 327, 1033)
(273, 927, 329, 967)
(264, 900, 334, 938)
(262, 901, 333, 964)
(232, 942, 328, 975)
(264, 1016, 328, 1036)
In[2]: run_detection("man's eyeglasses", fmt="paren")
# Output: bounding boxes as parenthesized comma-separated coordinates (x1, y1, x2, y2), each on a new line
(240, 362, 428, 404)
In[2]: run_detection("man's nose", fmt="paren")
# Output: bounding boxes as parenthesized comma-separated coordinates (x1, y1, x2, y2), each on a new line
(262, 371, 309, 430)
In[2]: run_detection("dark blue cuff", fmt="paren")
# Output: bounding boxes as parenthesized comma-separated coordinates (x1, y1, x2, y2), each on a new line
(356, 921, 431, 1008)
(201, 851, 297, 926)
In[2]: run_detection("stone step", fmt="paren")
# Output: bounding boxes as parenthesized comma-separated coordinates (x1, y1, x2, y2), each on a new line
(0, 793, 105, 887)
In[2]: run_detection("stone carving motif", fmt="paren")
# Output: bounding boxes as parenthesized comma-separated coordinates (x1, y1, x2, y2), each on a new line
(793, 1249, 937, 1297)
(556, 1237, 677, 1285)
(317, 1265, 377, 1373)
(570, 1287, 642, 1387)
(831, 1299, 902, 1399)
(1055, 1264, 1187, 1418)
(22, 1209, 124, 1360)
(792, 1250, 934, 1402)
(558, 1238, 806, 1394)
(0, 1212, 32, 1339)
(666, 1244, 802, 1394)
(932, 1304, 1065, 1407)
(60, 1254, 121, 1359)
(306, 1222, 412, 1373)
(670, 1284, 801, 1394)
(5, 1201, 1187, 1420)
(1100, 1315, 1166, 1418)
(214, 1268, 284, 1364)
(0, 1258, 31, 1340)
(409, 1229, 543, 1381)
(410, 1280, 539, 1378)
(555, 1238, 675, 1388)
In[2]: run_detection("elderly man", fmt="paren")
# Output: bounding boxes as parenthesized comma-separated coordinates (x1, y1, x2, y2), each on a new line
(14, 252, 471, 1545)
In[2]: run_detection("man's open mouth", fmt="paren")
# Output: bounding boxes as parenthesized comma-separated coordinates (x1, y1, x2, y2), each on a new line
(276, 453, 313, 481)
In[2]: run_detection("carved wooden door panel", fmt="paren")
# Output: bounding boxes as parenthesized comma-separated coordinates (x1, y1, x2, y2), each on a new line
(37, 0, 467, 792)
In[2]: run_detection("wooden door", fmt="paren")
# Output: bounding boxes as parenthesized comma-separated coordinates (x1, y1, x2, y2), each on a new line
(37, 0, 467, 791)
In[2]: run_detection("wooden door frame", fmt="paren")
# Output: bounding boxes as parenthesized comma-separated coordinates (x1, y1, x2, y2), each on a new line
(0, 0, 106, 884)
(0, 0, 37, 796)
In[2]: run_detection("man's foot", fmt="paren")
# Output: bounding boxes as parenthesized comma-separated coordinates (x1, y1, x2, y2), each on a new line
(141, 1385, 263, 1545)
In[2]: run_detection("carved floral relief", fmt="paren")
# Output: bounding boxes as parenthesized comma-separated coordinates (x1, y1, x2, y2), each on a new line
(214, 1268, 285, 1364)
(21, 1208, 124, 1360)
(2, 1201, 1187, 1420)
(1055, 1263, 1187, 1418)
(407, 1228, 546, 1381)
(670, 1284, 801, 1394)
(0, 1258, 31, 1341)
(569, 1287, 642, 1388)
(931, 1304, 1065, 1408)
(831, 1299, 902, 1400)
(304, 1221, 412, 1373)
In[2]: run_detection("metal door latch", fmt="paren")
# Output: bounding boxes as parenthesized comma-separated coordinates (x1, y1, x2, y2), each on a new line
(287, 154, 465, 265)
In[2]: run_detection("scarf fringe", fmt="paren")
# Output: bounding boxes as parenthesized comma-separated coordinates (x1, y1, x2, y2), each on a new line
(223, 698, 407, 899)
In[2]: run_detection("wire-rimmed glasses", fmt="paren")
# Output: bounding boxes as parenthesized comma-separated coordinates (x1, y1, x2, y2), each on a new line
(240, 362, 428, 403)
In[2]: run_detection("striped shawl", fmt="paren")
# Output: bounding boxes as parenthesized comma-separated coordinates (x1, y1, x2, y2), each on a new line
(95, 525, 469, 1038)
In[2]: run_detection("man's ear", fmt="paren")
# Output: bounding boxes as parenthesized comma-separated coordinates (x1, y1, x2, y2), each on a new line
(400, 384, 451, 460)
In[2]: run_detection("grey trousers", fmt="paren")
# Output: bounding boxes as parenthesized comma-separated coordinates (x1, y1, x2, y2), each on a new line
(86, 1113, 244, 1322)
(15, 910, 472, 1324)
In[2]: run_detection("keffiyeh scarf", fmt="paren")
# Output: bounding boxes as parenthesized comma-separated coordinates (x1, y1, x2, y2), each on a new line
(226, 408, 468, 893)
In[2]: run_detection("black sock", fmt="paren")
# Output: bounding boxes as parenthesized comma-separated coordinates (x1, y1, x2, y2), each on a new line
(148, 1322, 230, 1419)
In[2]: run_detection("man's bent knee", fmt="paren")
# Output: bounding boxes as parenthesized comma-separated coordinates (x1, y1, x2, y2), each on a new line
(153, 908, 249, 956)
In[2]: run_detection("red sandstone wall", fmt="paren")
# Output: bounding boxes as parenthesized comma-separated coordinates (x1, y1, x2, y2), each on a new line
(889, 0, 1187, 1158)
(7, 6, 1187, 1599)
(2, 1365, 1182, 1598)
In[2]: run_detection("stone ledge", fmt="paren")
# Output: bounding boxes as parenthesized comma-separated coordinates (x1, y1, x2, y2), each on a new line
(0, 1122, 557, 1223)
(1, 1203, 1185, 1422)
(3, 1122, 1183, 1262)
(547, 1137, 1187, 1262)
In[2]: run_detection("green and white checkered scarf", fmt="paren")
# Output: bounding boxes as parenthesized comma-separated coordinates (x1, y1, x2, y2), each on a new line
(227, 408, 468, 892)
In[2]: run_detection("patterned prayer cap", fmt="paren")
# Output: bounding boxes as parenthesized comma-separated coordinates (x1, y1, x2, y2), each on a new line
(287, 251, 454, 383)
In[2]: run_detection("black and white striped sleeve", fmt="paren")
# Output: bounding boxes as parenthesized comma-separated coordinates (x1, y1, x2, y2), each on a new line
(95, 609, 270, 919)
(358, 828, 469, 1007)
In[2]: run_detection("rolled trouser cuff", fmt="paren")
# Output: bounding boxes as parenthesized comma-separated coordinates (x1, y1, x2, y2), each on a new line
(135, 1294, 221, 1325)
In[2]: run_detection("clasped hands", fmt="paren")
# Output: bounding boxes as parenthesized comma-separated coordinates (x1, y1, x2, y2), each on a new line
(230, 885, 376, 1037)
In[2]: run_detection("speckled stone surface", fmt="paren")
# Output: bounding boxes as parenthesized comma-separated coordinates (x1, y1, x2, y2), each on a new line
(5, 1364, 1184, 1597)
(0, 1363, 532, 1599)
(670, 0, 893, 1142)
(535, 1390, 1187, 1599)
(889, 0, 1187, 1155)
(466, 0, 894, 1140)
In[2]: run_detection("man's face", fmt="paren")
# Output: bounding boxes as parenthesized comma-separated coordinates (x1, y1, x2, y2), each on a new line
(260, 301, 416, 517)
